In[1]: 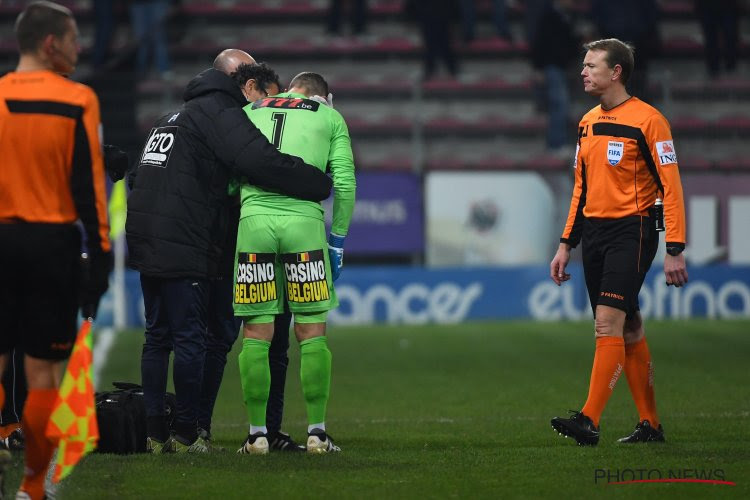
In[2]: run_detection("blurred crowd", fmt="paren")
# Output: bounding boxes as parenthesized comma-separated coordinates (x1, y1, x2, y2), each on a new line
(6, 0, 741, 156)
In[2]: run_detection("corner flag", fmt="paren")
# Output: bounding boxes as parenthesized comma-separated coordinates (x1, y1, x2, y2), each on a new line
(45, 319, 99, 482)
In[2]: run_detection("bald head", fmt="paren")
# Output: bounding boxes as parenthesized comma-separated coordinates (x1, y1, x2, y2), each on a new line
(213, 49, 255, 75)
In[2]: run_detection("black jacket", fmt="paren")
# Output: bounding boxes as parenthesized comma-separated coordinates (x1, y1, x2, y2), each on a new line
(126, 68, 332, 278)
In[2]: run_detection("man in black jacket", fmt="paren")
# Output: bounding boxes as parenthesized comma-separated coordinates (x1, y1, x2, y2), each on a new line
(126, 49, 332, 453)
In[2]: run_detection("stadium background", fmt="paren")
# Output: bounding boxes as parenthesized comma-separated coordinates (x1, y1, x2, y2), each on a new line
(2, 0, 747, 326)
(1, 0, 749, 497)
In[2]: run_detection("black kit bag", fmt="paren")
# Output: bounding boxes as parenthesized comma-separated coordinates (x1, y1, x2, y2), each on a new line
(95, 382, 176, 454)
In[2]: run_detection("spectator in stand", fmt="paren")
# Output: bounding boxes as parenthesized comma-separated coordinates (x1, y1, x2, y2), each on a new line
(524, 0, 549, 46)
(326, 0, 368, 37)
(530, 0, 580, 154)
(459, 0, 513, 43)
(92, 0, 116, 68)
(405, 0, 460, 81)
(694, 0, 740, 79)
(130, 0, 173, 79)
(590, 0, 660, 103)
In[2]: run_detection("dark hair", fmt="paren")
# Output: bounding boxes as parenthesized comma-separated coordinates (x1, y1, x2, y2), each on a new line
(15, 1, 73, 54)
(267, 72, 282, 94)
(583, 38, 635, 85)
(231, 62, 280, 95)
(289, 72, 328, 97)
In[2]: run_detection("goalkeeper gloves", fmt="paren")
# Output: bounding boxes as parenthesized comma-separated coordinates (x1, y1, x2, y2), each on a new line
(327, 233, 345, 282)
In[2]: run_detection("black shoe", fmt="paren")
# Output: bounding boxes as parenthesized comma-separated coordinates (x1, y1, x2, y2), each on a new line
(306, 429, 341, 454)
(618, 420, 665, 443)
(268, 431, 305, 452)
(5, 428, 24, 451)
(551, 411, 600, 446)
(236, 432, 269, 455)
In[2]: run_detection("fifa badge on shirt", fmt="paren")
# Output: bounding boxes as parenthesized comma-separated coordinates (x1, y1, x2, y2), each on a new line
(607, 141, 623, 166)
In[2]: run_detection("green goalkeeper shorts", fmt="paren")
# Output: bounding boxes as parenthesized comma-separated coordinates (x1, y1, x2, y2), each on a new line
(232, 214, 338, 321)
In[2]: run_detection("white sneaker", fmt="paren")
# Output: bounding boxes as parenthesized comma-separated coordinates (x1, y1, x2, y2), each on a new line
(236, 433, 268, 455)
(306, 431, 341, 454)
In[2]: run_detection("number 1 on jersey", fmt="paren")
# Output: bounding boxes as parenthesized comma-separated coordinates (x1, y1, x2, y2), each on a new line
(271, 112, 286, 149)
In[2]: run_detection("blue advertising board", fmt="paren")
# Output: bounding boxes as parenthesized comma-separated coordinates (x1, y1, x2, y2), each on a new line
(98, 265, 750, 327)
(322, 172, 423, 254)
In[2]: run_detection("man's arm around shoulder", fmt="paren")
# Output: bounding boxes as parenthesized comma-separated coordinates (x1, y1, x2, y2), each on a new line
(211, 107, 332, 201)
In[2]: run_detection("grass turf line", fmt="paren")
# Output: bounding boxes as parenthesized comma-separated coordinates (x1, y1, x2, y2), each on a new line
(4, 320, 748, 498)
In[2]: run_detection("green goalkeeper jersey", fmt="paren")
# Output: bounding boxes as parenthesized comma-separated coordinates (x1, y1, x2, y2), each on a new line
(240, 92, 356, 236)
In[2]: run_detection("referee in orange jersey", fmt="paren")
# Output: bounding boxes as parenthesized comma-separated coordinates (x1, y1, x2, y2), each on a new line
(0, 2, 111, 497)
(549, 38, 688, 446)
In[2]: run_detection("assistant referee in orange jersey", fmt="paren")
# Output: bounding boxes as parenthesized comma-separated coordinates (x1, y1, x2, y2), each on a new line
(549, 38, 688, 446)
(0, 2, 111, 497)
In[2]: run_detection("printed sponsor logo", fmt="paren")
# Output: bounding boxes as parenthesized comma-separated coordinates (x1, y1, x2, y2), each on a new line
(140, 126, 178, 167)
(600, 291, 624, 301)
(252, 97, 320, 111)
(282, 250, 330, 303)
(656, 140, 677, 165)
(607, 141, 623, 166)
(331, 282, 483, 324)
(573, 144, 580, 169)
(608, 363, 623, 390)
(234, 252, 277, 304)
(528, 275, 750, 320)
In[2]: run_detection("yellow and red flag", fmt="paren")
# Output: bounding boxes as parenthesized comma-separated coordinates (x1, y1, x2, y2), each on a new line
(45, 319, 99, 483)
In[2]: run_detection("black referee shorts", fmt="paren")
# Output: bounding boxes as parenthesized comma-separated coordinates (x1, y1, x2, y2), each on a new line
(0, 223, 81, 360)
(581, 216, 658, 318)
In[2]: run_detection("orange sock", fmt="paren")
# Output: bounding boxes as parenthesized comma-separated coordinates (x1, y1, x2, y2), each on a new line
(581, 336, 625, 427)
(624, 337, 659, 427)
(19, 388, 58, 500)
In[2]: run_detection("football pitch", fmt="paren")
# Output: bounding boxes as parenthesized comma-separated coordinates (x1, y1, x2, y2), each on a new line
(5, 320, 749, 498)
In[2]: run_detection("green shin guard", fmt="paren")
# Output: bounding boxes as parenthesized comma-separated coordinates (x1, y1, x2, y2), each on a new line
(238, 338, 271, 427)
(300, 336, 332, 425)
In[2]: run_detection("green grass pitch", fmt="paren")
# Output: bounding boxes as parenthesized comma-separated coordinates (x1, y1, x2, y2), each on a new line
(4, 320, 749, 498)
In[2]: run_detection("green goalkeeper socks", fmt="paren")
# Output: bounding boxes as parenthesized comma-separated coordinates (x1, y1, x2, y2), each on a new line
(239, 337, 271, 427)
(300, 336, 332, 426)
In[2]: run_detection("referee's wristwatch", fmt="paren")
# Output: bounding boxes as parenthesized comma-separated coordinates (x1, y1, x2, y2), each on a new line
(666, 245, 684, 256)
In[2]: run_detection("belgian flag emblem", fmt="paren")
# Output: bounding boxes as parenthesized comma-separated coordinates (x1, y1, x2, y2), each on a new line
(297, 252, 310, 263)
(247, 254, 257, 263)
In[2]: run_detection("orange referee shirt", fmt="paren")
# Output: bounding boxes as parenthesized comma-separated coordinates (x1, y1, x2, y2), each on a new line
(561, 97, 686, 249)
(0, 70, 110, 253)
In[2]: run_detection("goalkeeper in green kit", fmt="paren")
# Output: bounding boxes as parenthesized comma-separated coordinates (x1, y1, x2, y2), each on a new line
(232, 66, 356, 454)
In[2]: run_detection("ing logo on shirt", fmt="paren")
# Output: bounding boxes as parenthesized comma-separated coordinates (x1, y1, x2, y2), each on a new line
(656, 140, 677, 165)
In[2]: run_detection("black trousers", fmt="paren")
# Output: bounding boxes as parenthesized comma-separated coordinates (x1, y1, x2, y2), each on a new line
(199, 276, 292, 434)
(140, 274, 208, 441)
